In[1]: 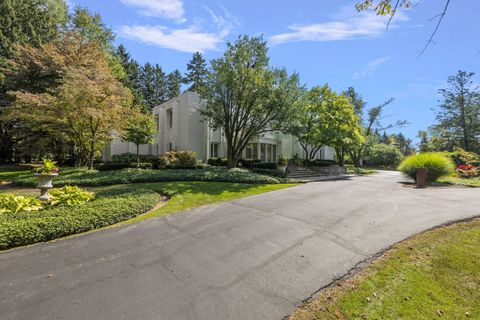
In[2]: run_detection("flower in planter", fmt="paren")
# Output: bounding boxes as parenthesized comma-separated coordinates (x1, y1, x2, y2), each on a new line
(34, 158, 59, 175)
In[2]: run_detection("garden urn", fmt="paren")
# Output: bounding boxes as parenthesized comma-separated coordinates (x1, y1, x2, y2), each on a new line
(415, 168, 429, 189)
(35, 173, 58, 201)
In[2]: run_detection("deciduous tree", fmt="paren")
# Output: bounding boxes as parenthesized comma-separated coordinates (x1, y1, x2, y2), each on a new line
(121, 113, 156, 167)
(202, 35, 302, 168)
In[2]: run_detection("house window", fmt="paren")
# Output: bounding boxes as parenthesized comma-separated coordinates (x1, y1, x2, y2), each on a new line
(167, 109, 173, 128)
(210, 143, 219, 157)
(169, 142, 173, 151)
(260, 143, 277, 162)
(246, 143, 258, 159)
(154, 114, 159, 132)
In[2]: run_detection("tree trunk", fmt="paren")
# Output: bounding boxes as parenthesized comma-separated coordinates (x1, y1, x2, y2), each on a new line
(136, 144, 140, 168)
(226, 141, 236, 168)
(88, 140, 95, 170)
(335, 147, 345, 167)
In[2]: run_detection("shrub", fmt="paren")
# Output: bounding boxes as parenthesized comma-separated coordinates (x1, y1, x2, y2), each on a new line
(398, 153, 455, 182)
(12, 167, 283, 187)
(456, 165, 479, 179)
(364, 143, 404, 167)
(111, 153, 157, 164)
(158, 151, 197, 169)
(96, 162, 153, 171)
(208, 157, 227, 166)
(0, 194, 43, 214)
(450, 149, 480, 166)
(0, 188, 160, 249)
(278, 156, 288, 166)
(251, 168, 286, 177)
(49, 186, 95, 206)
(305, 159, 336, 167)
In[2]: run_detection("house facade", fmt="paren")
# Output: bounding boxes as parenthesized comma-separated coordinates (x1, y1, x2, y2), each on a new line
(103, 91, 335, 162)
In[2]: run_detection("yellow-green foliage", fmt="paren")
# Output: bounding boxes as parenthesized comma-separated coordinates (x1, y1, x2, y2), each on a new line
(398, 152, 454, 182)
(0, 194, 43, 214)
(49, 186, 94, 206)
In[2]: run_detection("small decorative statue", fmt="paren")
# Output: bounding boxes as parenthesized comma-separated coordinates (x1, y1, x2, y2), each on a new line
(34, 159, 59, 201)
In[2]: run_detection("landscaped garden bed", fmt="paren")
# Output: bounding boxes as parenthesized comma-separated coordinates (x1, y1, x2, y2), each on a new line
(289, 218, 480, 320)
(0, 187, 161, 250)
(11, 167, 288, 187)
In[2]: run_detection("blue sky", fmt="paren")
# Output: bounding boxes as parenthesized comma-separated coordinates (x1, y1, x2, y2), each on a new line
(71, 0, 480, 143)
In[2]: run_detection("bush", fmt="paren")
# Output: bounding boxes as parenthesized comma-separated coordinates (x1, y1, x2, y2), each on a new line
(251, 168, 286, 177)
(0, 194, 43, 214)
(158, 151, 197, 169)
(398, 153, 455, 182)
(12, 167, 283, 187)
(207, 157, 227, 166)
(450, 149, 480, 167)
(96, 162, 153, 171)
(0, 188, 160, 250)
(364, 143, 404, 167)
(49, 186, 95, 206)
(456, 165, 479, 179)
(111, 153, 157, 165)
(304, 159, 336, 167)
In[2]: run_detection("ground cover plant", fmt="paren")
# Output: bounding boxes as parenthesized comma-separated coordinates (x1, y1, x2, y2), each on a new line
(11, 167, 287, 187)
(0, 181, 295, 250)
(0, 187, 161, 250)
(289, 218, 480, 320)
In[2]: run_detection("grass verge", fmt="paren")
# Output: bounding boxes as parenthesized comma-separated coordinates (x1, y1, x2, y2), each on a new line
(437, 176, 480, 187)
(289, 218, 480, 320)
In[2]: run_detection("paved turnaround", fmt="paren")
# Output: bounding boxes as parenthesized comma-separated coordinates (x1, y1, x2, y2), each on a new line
(1, 171, 479, 320)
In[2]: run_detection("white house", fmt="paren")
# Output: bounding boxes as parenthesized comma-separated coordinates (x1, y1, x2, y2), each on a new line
(103, 91, 335, 162)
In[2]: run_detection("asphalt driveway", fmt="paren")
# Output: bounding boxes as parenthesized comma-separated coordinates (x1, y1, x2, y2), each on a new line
(1, 171, 478, 320)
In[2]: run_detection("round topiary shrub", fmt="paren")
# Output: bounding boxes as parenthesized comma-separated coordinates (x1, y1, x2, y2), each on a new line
(397, 152, 455, 182)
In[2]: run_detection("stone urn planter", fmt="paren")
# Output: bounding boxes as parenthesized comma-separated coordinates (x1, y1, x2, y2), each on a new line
(35, 173, 58, 201)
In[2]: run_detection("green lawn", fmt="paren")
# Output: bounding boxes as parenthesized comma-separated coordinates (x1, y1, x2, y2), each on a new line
(0, 168, 30, 183)
(290, 218, 480, 320)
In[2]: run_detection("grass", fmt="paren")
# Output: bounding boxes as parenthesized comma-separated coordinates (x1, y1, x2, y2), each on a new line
(0, 181, 295, 249)
(0, 168, 30, 184)
(289, 218, 480, 320)
(437, 175, 480, 187)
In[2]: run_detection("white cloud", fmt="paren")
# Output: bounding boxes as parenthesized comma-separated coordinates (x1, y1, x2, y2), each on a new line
(269, 8, 409, 45)
(353, 56, 391, 79)
(119, 0, 186, 22)
(119, 25, 223, 53)
(118, 6, 236, 53)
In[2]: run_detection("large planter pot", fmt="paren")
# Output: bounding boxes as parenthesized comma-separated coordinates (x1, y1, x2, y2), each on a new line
(35, 173, 58, 201)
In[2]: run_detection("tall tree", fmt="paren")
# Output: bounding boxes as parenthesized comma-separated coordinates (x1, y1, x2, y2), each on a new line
(344, 87, 405, 167)
(431, 71, 480, 153)
(286, 85, 363, 164)
(115, 44, 145, 110)
(417, 130, 430, 153)
(0, 0, 68, 162)
(184, 52, 208, 94)
(3, 32, 132, 168)
(202, 35, 302, 168)
(139, 63, 166, 110)
(121, 113, 156, 167)
(166, 69, 183, 100)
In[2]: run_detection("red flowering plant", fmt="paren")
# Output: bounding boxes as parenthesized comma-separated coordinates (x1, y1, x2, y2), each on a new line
(456, 164, 479, 179)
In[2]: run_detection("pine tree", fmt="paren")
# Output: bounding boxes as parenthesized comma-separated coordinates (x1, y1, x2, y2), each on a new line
(184, 52, 208, 94)
(115, 44, 145, 110)
(166, 69, 183, 99)
(139, 63, 167, 110)
(431, 71, 480, 153)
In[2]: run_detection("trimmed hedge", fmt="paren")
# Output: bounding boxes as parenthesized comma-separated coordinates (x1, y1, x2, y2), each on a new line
(12, 167, 283, 187)
(0, 188, 160, 250)
(96, 162, 153, 171)
(398, 152, 455, 182)
(304, 159, 336, 167)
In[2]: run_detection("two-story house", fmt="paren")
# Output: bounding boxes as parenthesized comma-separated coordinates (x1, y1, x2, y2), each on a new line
(103, 91, 335, 162)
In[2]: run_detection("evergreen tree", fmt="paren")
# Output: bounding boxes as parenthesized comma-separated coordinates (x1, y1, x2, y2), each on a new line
(139, 63, 167, 110)
(417, 130, 430, 152)
(431, 70, 480, 153)
(115, 44, 145, 110)
(166, 69, 183, 99)
(184, 52, 208, 93)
